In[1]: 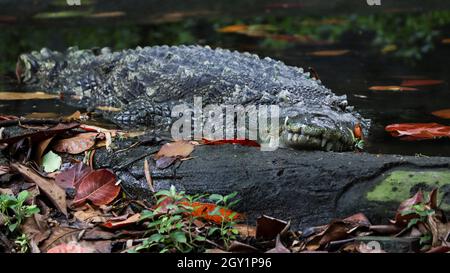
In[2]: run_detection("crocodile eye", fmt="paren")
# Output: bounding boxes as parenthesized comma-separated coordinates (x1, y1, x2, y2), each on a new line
(338, 100, 348, 110)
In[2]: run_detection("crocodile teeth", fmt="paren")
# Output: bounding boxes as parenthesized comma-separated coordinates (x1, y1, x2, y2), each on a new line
(287, 133, 293, 141)
(292, 133, 299, 142)
(321, 138, 327, 147)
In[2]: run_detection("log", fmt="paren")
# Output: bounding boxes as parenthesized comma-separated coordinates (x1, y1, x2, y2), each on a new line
(94, 143, 450, 229)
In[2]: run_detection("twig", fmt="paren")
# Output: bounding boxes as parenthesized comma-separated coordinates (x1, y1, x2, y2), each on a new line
(113, 148, 159, 171)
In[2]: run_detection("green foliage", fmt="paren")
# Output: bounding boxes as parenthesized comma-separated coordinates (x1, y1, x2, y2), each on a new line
(133, 186, 239, 253)
(0, 190, 40, 233)
(207, 192, 240, 249)
(14, 233, 30, 253)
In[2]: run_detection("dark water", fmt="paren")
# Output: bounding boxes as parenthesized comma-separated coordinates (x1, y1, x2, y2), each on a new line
(1, 3, 450, 156)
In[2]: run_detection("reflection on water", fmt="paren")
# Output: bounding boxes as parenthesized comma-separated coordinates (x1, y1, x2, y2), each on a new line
(0, 7, 450, 156)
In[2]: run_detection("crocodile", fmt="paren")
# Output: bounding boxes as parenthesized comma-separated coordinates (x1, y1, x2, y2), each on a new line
(16, 45, 370, 151)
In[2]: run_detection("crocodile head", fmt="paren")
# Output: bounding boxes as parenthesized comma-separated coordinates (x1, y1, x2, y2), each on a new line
(278, 99, 370, 152)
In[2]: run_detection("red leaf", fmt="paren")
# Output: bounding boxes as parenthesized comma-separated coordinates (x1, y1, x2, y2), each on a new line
(393, 191, 424, 226)
(73, 169, 120, 206)
(431, 109, 450, 119)
(185, 202, 242, 224)
(202, 138, 260, 147)
(400, 79, 444, 87)
(385, 123, 450, 140)
(55, 162, 92, 190)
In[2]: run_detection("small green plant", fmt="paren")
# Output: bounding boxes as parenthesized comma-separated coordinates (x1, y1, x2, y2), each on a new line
(207, 192, 240, 249)
(0, 190, 40, 233)
(401, 203, 435, 229)
(135, 186, 205, 253)
(14, 233, 30, 253)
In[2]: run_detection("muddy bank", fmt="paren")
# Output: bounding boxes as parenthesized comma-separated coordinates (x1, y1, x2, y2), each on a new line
(93, 142, 450, 229)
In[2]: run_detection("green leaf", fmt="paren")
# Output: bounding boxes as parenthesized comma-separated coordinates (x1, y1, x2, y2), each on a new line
(148, 233, 164, 243)
(41, 151, 62, 173)
(208, 227, 220, 236)
(17, 191, 29, 202)
(223, 192, 238, 203)
(171, 231, 187, 244)
(209, 194, 223, 203)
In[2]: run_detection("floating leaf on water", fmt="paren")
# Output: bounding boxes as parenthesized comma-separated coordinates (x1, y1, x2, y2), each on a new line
(217, 24, 248, 33)
(33, 11, 91, 19)
(442, 38, 450, 44)
(88, 11, 126, 18)
(431, 109, 450, 119)
(41, 151, 62, 173)
(0, 91, 59, 100)
(385, 123, 450, 140)
(400, 79, 444, 87)
(307, 50, 350, 57)
(369, 86, 418, 91)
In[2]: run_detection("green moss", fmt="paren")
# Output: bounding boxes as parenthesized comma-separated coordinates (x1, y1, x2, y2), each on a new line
(367, 170, 450, 210)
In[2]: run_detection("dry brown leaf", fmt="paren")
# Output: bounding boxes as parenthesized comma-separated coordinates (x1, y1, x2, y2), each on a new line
(53, 132, 99, 154)
(155, 140, 195, 159)
(144, 159, 154, 192)
(10, 162, 67, 216)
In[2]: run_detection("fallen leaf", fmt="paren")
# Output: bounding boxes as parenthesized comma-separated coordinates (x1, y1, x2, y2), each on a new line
(256, 215, 289, 240)
(102, 213, 141, 229)
(369, 86, 418, 91)
(47, 242, 94, 253)
(201, 138, 260, 147)
(0, 91, 59, 100)
(431, 109, 450, 119)
(266, 234, 290, 253)
(307, 50, 350, 57)
(52, 132, 99, 154)
(442, 38, 450, 44)
(155, 156, 177, 169)
(401, 79, 444, 87)
(235, 224, 257, 238)
(385, 123, 450, 140)
(10, 162, 67, 215)
(0, 122, 79, 145)
(34, 137, 54, 165)
(41, 151, 62, 172)
(144, 159, 155, 192)
(392, 190, 424, 226)
(73, 169, 120, 206)
(227, 241, 259, 253)
(155, 141, 195, 159)
(73, 205, 107, 223)
(55, 162, 92, 190)
(186, 202, 242, 224)
(0, 165, 10, 176)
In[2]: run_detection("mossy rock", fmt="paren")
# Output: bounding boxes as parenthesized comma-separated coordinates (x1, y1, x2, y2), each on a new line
(367, 170, 450, 211)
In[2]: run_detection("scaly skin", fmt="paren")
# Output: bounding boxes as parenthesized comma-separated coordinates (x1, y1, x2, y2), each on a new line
(17, 45, 370, 151)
